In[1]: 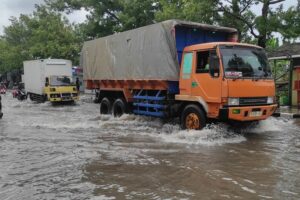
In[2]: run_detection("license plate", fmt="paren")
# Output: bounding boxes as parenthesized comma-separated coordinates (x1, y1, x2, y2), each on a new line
(250, 111, 262, 117)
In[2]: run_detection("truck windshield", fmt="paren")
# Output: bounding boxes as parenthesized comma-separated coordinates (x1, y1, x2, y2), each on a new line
(220, 46, 272, 78)
(50, 76, 71, 86)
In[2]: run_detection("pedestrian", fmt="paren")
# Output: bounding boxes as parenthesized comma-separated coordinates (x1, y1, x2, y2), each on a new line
(0, 95, 3, 119)
(76, 77, 80, 94)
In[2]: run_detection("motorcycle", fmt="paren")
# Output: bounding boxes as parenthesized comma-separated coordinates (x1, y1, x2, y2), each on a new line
(0, 86, 6, 94)
(12, 85, 18, 98)
(17, 88, 27, 101)
(14, 83, 27, 101)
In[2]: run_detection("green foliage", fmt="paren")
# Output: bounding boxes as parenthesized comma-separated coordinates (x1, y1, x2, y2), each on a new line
(119, 0, 158, 30)
(155, 0, 219, 24)
(0, 5, 80, 73)
(46, 0, 158, 38)
(1, 0, 300, 74)
(277, 5, 300, 42)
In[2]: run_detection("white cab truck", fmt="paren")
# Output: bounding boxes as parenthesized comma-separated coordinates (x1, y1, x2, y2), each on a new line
(23, 59, 79, 102)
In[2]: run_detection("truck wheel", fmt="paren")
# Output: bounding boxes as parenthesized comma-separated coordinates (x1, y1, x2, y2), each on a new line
(100, 97, 112, 115)
(181, 104, 206, 130)
(112, 98, 127, 117)
(29, 93, 34, 101)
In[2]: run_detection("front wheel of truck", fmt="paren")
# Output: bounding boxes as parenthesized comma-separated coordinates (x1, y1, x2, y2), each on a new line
(181, 105, 206, 130)
(100, 97, 112, 115)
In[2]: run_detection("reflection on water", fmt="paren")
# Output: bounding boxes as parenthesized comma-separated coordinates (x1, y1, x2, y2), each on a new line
(0, 94, 299, 199)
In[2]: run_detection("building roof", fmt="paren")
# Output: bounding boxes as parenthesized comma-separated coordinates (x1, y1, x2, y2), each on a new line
(268, 43, 300, 60)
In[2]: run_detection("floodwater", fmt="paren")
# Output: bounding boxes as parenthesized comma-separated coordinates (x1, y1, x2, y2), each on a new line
(0, 94, 299, 200)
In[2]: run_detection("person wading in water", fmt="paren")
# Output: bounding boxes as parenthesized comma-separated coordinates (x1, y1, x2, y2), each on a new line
(76, 77, 80, 94)
(0, 95, 3, 119)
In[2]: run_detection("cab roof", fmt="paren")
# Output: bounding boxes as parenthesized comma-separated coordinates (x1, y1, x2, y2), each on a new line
(184, 42, 263, 51)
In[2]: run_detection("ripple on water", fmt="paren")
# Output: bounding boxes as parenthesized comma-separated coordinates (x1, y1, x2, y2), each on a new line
(97, 114, 247, 146)
(1, 94, 299, 200)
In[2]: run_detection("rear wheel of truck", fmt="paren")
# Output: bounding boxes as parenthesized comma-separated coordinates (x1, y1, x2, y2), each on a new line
(112, 98, 127, 117)
(29, 93, 33, 101)
(181, 105, 206, 130)
(100, 97, 112, 115)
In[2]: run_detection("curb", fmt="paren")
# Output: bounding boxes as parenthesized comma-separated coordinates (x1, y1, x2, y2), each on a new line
(272, 112, 300, 118)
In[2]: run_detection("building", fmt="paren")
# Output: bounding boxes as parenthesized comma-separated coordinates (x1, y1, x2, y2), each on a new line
(268, 43, 300, 106)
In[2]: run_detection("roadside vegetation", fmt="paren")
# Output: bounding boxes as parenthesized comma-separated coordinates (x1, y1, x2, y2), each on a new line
(0, 0, 300, 74)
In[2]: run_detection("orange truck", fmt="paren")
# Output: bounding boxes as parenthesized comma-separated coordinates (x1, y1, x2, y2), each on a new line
(81, 20, 276, 130)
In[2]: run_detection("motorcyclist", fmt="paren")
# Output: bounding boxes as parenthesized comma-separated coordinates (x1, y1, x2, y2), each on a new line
(17, 83, 27, 101)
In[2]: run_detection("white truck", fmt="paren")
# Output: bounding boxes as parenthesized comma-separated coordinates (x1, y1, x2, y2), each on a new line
(23, 59, 79, 103)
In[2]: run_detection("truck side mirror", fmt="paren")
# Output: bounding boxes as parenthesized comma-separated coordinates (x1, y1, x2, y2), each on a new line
(45, 77, 49, 87)
(209, 54, 220, 77)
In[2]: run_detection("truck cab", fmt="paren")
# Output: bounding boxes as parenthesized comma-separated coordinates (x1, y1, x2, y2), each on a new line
(176, 42, 277, 129)
(44, 75, 79, 102)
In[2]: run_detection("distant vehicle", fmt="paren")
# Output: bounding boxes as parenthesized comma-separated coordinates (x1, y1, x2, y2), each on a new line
(0, 84, 6, 94)
(12, 85, 18, 98)
(16, 83, 27, 101)
(82, 20, 277, 130)
(23, 59, 79, 103)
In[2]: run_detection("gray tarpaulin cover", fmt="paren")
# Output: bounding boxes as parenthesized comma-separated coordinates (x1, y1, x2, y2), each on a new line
(81, 20, 237, 81)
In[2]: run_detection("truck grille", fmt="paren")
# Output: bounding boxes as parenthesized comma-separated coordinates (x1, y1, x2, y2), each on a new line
(239, 97, 268, 106)
(61, 93, 71, 97)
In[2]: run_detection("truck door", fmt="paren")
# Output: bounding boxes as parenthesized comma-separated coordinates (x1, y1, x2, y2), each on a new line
(191, 50, 222, 103)
(179, 52, 194, 95)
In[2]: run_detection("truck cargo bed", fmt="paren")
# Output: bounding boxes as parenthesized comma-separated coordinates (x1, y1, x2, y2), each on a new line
(81, 20, 237, 83)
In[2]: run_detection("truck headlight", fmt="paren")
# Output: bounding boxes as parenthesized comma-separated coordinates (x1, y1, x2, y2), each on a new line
(228, 98, 239, 106)
(267, 97, 274, 104)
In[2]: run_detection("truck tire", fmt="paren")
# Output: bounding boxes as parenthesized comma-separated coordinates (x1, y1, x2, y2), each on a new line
(29, 93, 34, 101)
(100, 97, 112, 115)
(112, 98, 127, 117)
(181, 104, 206, 130)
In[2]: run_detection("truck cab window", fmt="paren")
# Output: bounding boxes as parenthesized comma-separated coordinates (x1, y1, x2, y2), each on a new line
(196, 51, 209, 73)
(182, 52, 193, 79)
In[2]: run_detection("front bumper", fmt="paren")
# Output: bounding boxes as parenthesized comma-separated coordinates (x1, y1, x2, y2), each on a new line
(49, 93, 79, 102)
(219, 104, 277, 121)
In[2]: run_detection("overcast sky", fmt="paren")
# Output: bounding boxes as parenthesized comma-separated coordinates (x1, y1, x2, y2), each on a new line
(0, 0, 298, 35)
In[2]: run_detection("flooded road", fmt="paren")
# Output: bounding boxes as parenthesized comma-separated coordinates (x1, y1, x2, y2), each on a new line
(0, 94, 299, 200)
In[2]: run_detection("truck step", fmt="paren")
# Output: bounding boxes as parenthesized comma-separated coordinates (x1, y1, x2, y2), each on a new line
(133, 90, 167, 118)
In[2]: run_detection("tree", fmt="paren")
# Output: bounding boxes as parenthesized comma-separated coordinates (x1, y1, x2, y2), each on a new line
(155, 0, 219, 24)
(218, 0, 254, 42)
(46, 0, 159, 39)
(119, 0, 158, 30)
(0, 16, 31, 73)
(0, 5, 80, 73)
(46, 0, 300, 49)
(277, 3, 300, 42)
(218, 0, 286, 48)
